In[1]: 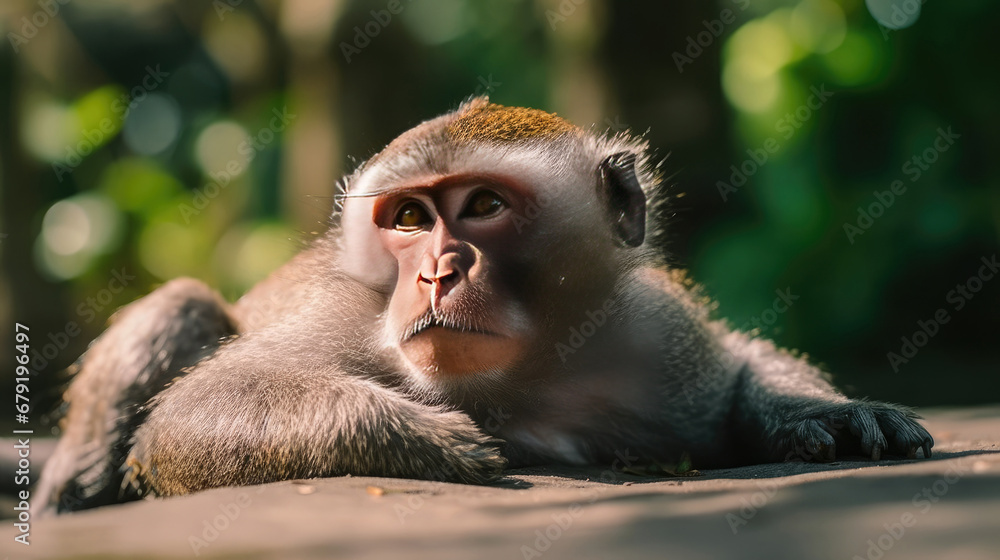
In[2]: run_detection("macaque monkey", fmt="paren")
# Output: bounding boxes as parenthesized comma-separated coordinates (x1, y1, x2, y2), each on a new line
(36, 97, 933, 514)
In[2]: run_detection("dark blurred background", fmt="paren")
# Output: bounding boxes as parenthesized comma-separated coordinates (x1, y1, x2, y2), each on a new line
(0, 0, 997, 430)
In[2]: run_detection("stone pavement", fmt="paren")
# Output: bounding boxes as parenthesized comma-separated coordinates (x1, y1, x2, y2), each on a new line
(3, 406, 999, 559)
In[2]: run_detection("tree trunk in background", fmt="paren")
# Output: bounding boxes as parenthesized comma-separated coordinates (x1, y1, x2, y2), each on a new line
(279, 0, 345, 233)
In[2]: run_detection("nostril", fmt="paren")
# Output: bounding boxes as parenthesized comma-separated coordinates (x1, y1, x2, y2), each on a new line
(437, 269, 459, 284)
(417, 270, 458, 287)
(419, 252, 467, 292)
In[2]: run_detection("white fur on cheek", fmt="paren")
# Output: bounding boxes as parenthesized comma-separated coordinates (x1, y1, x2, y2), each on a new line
(340, 195, 397, 288)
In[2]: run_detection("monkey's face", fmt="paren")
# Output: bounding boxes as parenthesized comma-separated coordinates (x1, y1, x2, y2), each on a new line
(370, 174, 535, 378)
(337, 99, 650, 387)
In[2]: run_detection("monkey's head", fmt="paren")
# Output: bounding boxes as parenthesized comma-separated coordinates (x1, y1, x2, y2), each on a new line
(337, 98, 658, 391)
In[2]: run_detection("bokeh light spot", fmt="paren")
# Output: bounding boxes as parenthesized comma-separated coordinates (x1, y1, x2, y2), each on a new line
(122, 93, 182, 155)
(821, 30, 884, 86)
(194, 120, 251, 178)
(73, 85, 126, 138)
(723, 63, 781, 114)
(36, 194, 123, 279)
(99, 158, 185, 215)
(138, 221, 205, 280)
(215, 223, 299, 292)
(722, 14, 798, 114)
(203, 11, 268, 84)
(865, 0, 921, 30)
(790, 0, 847, 54)
(403, 0, 471, 44)
(21, 101, 76, 162)
(42, 200, 90, 256)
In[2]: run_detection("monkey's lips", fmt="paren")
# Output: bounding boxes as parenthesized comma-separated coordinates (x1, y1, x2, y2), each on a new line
(405, 315, 499, 339)
(399, 317, 524, 377)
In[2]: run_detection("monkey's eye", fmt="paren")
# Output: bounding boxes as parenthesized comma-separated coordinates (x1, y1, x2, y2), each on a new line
(461, 190, 507, 219)
(393, 202, 432, 230)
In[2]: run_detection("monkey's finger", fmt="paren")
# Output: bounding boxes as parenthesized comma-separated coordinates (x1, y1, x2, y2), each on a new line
(892, 406, 933, 458)
(873, 410, 932, 459)
(796, 419, 837, 462)
(847, 408, 887, 461)
(874, 411, 910, 454)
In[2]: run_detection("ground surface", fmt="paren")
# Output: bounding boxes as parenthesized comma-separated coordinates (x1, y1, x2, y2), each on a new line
(3, 406, 999, 559)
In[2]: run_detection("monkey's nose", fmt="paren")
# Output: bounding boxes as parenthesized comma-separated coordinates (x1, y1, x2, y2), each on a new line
(418, 255, 464, 312)
(418, 270, 460, 313)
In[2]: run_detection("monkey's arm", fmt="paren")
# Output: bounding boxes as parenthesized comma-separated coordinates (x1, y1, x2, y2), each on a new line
(127, 339, 505, 496)
(719, 329, 934, 462)
(121, 273, 505, 496)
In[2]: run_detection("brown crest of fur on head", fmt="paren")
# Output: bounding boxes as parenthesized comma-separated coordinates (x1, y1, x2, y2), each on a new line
(446, 97, 579, 143)
(342, 97, 585, 195)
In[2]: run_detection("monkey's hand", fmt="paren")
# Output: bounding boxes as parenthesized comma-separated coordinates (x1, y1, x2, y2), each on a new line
(726, 333, 934, 463)
(388, 406, 509, 485)
(768, 400, 934, 462)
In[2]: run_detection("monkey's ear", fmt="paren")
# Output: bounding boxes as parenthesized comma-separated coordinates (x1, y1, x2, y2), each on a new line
(598, 151, 646, 247)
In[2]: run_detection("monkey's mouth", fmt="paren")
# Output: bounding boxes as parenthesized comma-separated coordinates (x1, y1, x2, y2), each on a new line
(395, 310, 527, 378)
(403, 312, 500, 342)
(398, 314, 522, 378)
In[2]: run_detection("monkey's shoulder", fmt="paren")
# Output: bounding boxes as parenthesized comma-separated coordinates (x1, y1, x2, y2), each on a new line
(616, 265, 717, 329)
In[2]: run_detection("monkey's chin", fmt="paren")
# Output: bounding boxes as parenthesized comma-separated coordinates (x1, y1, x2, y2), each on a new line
(398, 327, 524, 378)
